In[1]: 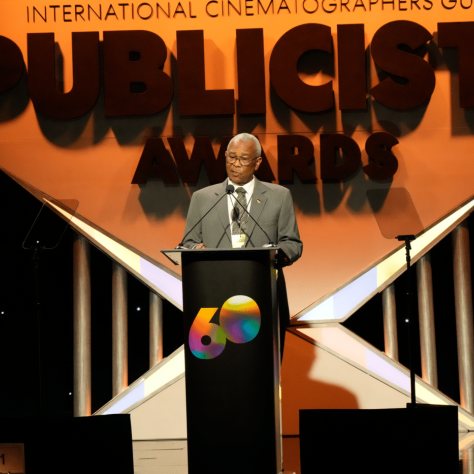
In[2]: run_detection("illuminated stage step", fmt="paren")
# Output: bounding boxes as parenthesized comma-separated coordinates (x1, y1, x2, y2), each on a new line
(131, 432, 473, 474)
(132, 440, 187, 474)
(131, 439, 299, 474)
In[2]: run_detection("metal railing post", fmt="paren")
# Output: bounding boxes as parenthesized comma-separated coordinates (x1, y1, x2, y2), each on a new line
(463, 445, 474, 474)
(112, 262, 128, 397)
(149, 291, 164, 368)
(416, 252, 438, 388)
(452, 219, 474, 413)
(73, 233, 91, 417)
(382, 284, 399, 361)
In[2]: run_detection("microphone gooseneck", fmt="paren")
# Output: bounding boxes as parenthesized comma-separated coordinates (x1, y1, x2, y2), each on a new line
(177, 185, 234, 248)
(229, 193, 275, 247)
(232, 206, 240, 223)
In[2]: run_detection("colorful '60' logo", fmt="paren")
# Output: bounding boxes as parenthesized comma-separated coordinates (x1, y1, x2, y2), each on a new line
(189, 295, 261, 359)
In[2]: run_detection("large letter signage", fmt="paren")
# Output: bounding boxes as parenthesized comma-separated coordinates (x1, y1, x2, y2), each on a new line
(370, 20, 436, 109)
(438, 22, 474, 108)
(4, 22, 474, 118)
(103, 30, 173, 116)
(27, 32, 100, 119)
(270, 23, 334, 113)
(0, 36, 24, 94)
(177, 30, 235, 116)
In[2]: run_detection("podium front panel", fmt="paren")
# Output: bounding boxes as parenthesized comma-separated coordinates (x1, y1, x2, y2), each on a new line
(181, 249, 280, 474)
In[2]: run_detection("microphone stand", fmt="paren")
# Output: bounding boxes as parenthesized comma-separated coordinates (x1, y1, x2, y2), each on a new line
(230, 205, 252, 246)
(397, 234, 417, 408)
(33, 242, 43, 417)
(177, 186, 234, 248)
(22, 203, 70, 417)
(229, 193, 276, 247)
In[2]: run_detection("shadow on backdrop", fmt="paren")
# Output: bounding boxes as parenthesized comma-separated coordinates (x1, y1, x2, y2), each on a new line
(438, 41, 474, 136)
(322, 165, 393, 214)
(0, 63, 29, 123)
(371, 42, 433, 137)
(281, 330, 359, 434)
(282, 175, 321, 216)
(341, 47, 373, 137)
(137, 163, 213, 220)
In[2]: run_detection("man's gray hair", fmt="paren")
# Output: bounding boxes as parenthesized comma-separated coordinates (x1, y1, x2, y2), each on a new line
(227, 133, 262, 159)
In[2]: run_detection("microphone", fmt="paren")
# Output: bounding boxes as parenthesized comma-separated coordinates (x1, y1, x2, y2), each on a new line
(177, 184, 234, 248)
(229, 193, 276, 247)
(231, 206, 246, 234)
(232, 206, 240, 224)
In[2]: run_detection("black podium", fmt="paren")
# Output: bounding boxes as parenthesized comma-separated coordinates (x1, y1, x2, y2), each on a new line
(163, 248, 284, 474)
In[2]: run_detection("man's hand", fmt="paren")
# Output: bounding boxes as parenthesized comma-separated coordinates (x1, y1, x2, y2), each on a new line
(194, 243, 208, 249)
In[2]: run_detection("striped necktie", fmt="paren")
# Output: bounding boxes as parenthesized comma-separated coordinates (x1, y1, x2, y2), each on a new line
(231, 187, 248, 235)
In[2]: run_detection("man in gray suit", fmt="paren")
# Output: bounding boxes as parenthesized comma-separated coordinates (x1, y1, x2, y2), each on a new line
(183, 133, 302, 262)
(182, 133, 302, 356)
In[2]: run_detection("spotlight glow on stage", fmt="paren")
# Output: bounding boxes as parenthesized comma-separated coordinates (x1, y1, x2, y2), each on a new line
(297, 325, 474, 430)
(47, 200, 184, 309)
(296, 197, 474, 323)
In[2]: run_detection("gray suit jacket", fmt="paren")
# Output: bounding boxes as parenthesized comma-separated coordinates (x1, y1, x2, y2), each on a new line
(182, 178, 303, 264)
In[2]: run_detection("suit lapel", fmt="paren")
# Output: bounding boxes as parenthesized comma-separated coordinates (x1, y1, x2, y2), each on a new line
(215, 180, 232, 244)
(246, 178, 268, 246)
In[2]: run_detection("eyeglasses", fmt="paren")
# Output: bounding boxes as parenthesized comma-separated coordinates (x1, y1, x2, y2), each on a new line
(225, 154, 259, 167)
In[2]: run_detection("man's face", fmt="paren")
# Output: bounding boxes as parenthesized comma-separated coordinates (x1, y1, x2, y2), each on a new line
(225, 139, 262, 186)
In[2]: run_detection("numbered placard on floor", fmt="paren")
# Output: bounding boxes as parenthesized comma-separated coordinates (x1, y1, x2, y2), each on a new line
(0, 444, 25, 474)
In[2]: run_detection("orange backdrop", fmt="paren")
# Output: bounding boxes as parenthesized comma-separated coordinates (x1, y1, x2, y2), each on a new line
(1, 0, 473, 316)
